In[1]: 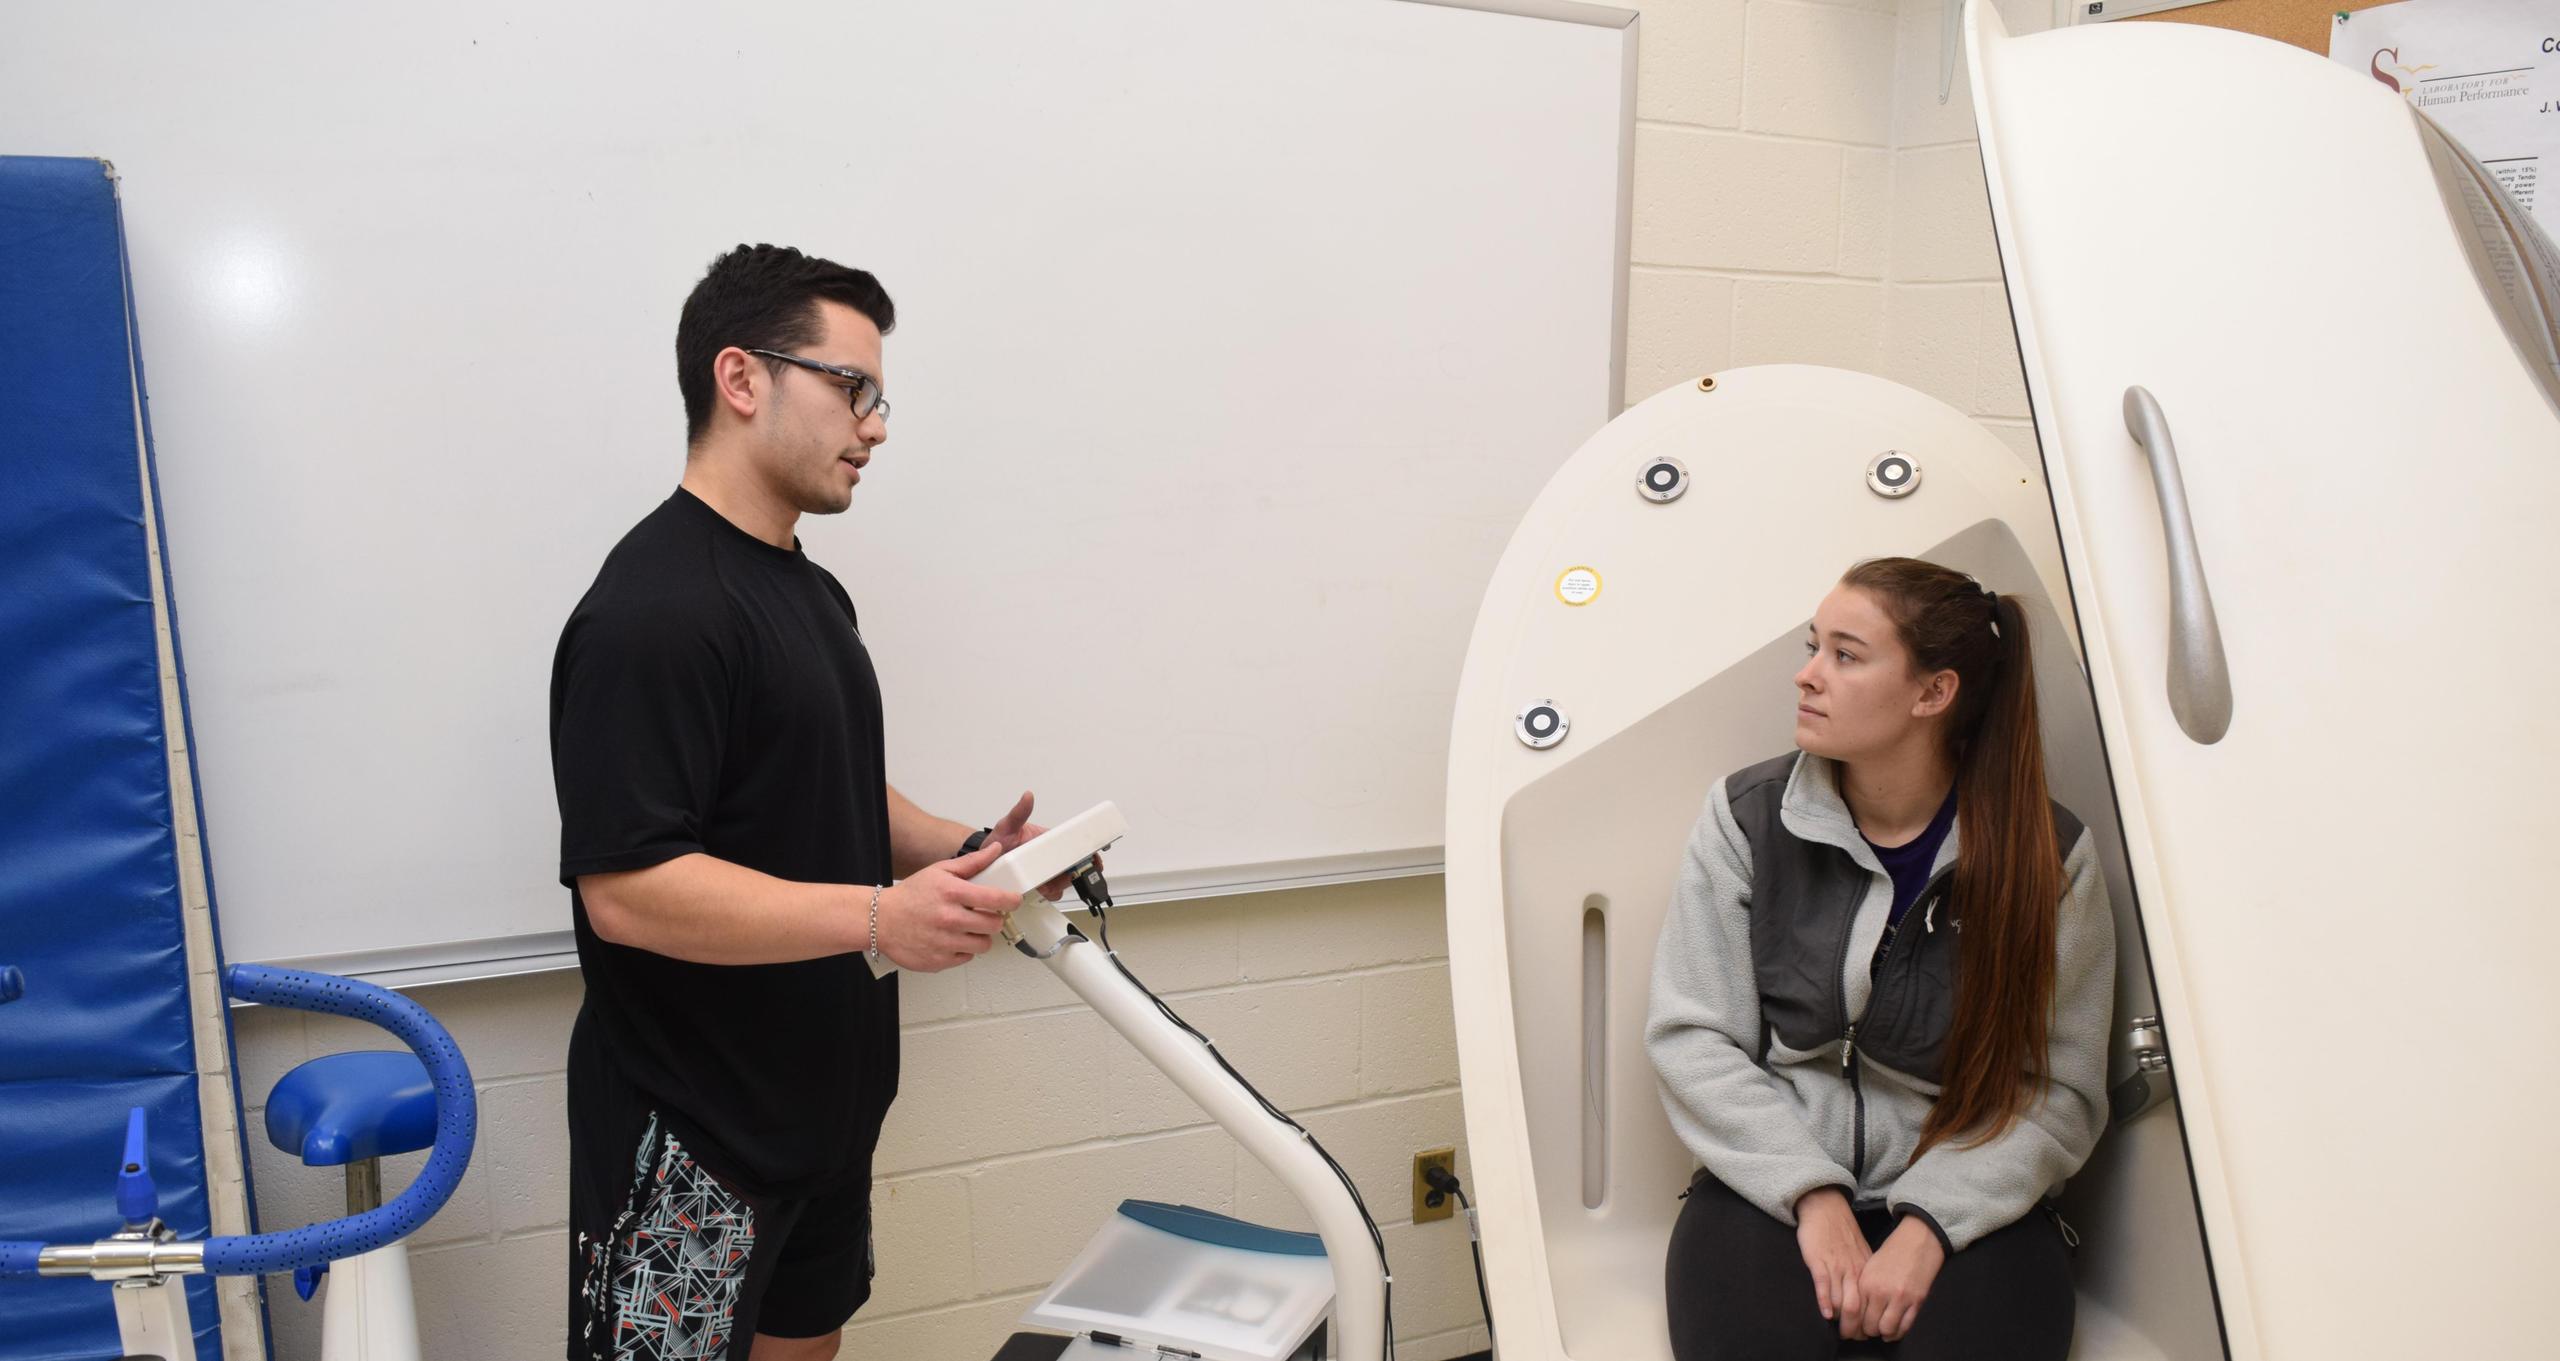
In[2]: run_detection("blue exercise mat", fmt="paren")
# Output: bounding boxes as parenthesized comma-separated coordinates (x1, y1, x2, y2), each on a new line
(0, 155, 256, 1361)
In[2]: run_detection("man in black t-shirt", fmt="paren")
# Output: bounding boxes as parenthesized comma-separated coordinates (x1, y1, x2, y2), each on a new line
(551, 244, 1062, 1361)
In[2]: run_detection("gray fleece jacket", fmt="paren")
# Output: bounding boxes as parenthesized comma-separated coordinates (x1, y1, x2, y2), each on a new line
(1644, 751, 2116, 1251)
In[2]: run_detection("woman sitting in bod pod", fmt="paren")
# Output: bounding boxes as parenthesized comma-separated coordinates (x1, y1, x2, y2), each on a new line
(1647, 557, 2117, 1360)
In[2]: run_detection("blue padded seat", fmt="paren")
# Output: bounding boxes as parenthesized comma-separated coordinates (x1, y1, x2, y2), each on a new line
(264, 1050, 436, 1166)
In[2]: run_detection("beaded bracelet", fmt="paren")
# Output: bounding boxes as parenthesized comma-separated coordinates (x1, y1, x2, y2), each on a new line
(867, 884, 885, 964)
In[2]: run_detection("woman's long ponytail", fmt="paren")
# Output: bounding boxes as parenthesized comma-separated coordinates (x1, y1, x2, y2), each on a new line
(1838, 561, 2061, 1158)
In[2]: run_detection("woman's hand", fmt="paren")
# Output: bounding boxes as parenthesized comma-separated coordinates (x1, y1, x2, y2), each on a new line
(1793, 1187, 1872, 1336)
(1855, 1214, 1947, 1341)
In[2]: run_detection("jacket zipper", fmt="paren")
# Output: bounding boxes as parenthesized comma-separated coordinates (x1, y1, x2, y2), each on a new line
(1841, 866, 1957, 1184)
(1834, 878, 1867, 1180)
(1845, 1028, 1866, 1181)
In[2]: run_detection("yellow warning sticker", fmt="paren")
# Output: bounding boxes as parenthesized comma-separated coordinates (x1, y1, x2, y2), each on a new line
(1555, 566, 1601, 606)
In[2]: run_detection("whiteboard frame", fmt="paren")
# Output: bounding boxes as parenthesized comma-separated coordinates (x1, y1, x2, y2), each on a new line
(236, 0, 1639, 990)
(2059, 0, 2220, 25)
(250, 847, 1452, 993)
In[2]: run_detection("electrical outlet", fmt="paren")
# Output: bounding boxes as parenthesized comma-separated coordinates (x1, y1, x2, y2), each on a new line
(1412, 1147, 1457, 1223)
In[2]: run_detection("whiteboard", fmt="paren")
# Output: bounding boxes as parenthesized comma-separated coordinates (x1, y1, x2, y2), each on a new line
(0, 0, 1633, 980)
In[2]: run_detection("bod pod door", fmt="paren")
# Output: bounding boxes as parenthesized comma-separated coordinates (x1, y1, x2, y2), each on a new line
(1443, 365, 2217, 1359)
(1966, 2, 2560, 1357)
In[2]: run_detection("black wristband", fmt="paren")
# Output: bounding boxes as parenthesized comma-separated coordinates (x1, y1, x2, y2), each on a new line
(958, 826, 993, 857)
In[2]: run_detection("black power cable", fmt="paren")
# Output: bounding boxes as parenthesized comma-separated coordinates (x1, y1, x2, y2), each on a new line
(1421, 1164, 1495, 1348)
(1065, 859, 1397, 1360)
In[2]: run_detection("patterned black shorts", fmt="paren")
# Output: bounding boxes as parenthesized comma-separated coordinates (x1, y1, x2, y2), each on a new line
(567, 1086, 873, 1360)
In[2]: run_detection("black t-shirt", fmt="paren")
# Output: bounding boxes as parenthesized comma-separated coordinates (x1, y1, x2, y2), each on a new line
(549, 488, 897, 1197)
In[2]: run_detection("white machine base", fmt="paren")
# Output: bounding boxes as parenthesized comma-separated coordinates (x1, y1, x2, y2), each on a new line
(111, 1274, 198, 1361)
(318, 1241, 419, 1361)
(981, 803, 1388, 1361)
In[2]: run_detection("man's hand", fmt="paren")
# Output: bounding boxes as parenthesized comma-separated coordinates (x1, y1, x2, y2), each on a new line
(1855, 1214, 1946, 1342)
(874, 842, 1016, 971)
(984, 791, 1090, 902)
(1794, 1187, 1874, 1339)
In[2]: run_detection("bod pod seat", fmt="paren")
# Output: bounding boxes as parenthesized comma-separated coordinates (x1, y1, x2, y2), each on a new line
(1444, 7, 2560, 1359)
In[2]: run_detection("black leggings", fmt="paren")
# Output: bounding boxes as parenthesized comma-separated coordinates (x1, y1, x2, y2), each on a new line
(1665, 1171, 2075, 1361)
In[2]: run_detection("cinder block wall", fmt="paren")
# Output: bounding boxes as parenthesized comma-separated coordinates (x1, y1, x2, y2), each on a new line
(1627, 0, 1900, 398)
(1874, 0, 2056, 472)
(1628, 0, 2055, 481)
(224, 1, 2035, 1354)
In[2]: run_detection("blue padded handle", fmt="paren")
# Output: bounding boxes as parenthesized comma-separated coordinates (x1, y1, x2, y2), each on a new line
(117, 1107, 158, 1224)
(195, 965, 477, 1276)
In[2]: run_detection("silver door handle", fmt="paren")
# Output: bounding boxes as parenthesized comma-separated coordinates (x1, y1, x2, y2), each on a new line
(2123, 387, 2232, 744)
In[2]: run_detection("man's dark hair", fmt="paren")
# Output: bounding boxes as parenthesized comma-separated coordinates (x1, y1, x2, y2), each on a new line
(675, 243, 896, 444)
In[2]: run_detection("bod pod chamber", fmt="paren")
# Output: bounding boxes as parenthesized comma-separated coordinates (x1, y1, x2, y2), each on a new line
(1442, 5, 2560, 1358)
(1446, 366, 2217, 1360)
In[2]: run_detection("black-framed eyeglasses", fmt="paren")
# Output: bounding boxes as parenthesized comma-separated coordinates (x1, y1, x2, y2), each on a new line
(746, 348, 891, 421)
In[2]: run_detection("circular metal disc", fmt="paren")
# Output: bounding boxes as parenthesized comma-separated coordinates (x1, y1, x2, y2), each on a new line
(1638, 457, 1689, 503)
(1866, 451, 1920, 498)
(1515, 700, 1569, 750)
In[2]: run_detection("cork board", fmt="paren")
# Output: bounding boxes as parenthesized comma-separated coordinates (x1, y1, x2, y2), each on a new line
(2126, 0, 2402, 56)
